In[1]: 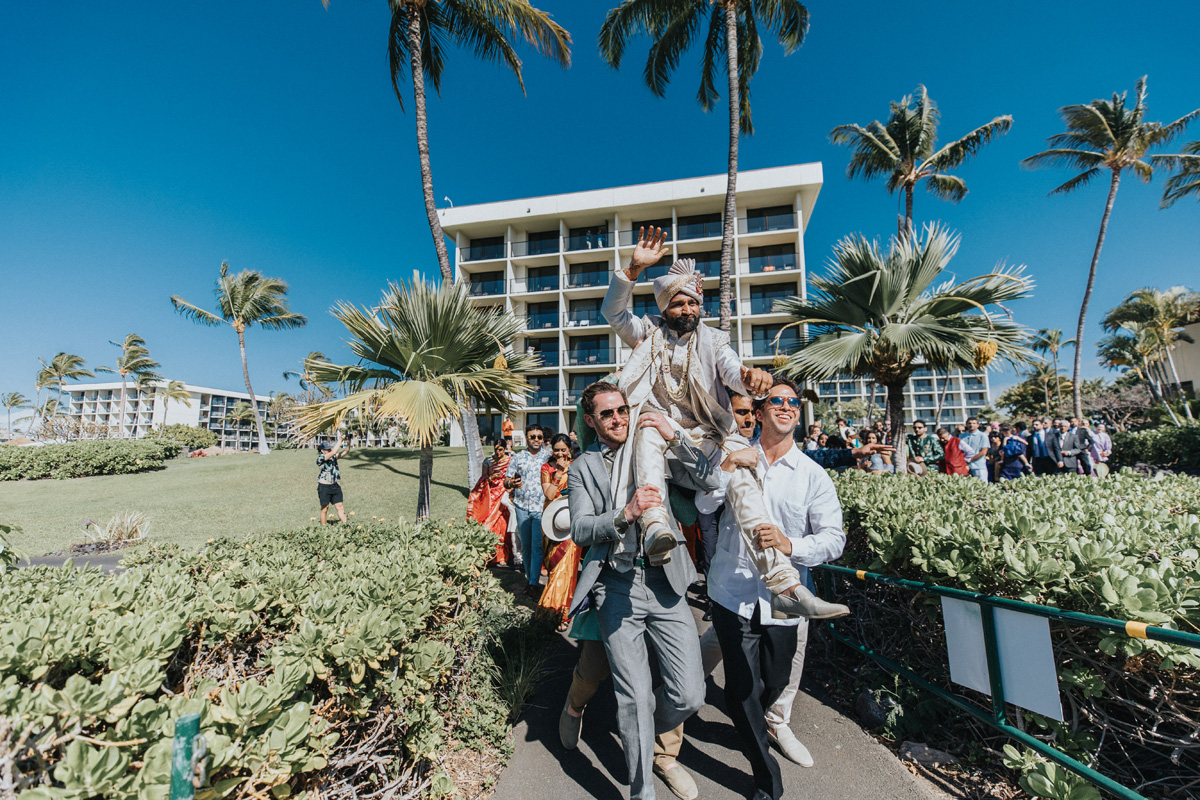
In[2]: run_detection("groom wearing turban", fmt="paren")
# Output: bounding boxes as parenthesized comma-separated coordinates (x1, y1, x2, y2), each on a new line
(594, 226, 849, 621)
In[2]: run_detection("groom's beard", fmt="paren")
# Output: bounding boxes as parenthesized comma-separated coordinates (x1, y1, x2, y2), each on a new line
(666, 312, 699, 334)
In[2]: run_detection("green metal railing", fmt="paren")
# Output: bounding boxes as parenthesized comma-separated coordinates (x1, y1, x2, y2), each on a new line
(815, 563, 1200, 800)
(169, 713, 207, 800)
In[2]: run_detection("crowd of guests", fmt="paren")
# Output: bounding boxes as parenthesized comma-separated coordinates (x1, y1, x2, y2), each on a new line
(795, 415, 1114, 481)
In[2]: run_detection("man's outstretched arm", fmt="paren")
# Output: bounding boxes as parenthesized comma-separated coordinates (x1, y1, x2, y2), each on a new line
(602, 226, 670, 348)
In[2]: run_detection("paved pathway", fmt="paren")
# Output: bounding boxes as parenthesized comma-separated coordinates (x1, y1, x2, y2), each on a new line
(25, 552, 125, 573)
(491, 601, 951, 800)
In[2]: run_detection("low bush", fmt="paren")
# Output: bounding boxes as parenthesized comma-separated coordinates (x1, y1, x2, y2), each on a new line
(156, 424, 218, 450)
(0, 519, 529, 799)
(1110, 425, 1200, 471)
(829, 471, 1200, 799)
(0, 440, 182, 481)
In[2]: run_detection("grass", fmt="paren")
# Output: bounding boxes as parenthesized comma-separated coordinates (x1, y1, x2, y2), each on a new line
(0, 447, 469, 556)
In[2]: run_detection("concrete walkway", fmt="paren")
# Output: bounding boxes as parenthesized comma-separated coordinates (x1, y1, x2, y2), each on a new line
(25, 553, 126, 573)
(491, 602, 950, 800)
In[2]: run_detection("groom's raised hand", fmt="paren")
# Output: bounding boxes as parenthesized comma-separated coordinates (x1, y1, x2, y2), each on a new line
(624, 226, 671, 280)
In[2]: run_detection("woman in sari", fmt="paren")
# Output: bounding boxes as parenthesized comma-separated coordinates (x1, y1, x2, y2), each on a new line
(468, 440, 513, 566)
(538, 434, 579, 630)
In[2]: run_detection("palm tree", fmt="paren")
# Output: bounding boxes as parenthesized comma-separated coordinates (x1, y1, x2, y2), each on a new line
(154, 380, 193, 429)
(170, 260, 307, 454)
(2, 393, 33, 438)
(295, 279, 537, 520)
(97, 334, 162, 438)
(41, 353, 93, 439)
(599, 0, 810, 333)
(830, 85, 1012, 237)
(284, 351, 334, 399)
(1024, 360, 1063, 416)
(1097, 321, 1181, 425)
(1161, 141, 1200, 207)
(1103, 286, 1200, 421)
(1030, 328, 1075, 415)
(1021, 77, 1200, 419)
(32, 360, 55, 433)
(777, 224, 1035, 473)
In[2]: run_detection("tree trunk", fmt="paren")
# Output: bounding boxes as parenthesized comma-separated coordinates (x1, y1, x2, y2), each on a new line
(237, 329, 271, 455)
(1164, 346, 1195, 421)
(461, 400, 485, 487)
(1042, 380, 1050, 416)
(934, 370, 951, 426)
(1073, 170, 1121, 420)
(903, 184, 914, 239)
(119, 374, 129, 439)
(1142, 361, 1181, 425)
(717, 0, 739, 334)
(416, 441, 434, 520)
(1051, 350, 1063, 415)
(887, 381, 907, 475)
(866, 382, 877, 427)
(407, 5, 452, 282)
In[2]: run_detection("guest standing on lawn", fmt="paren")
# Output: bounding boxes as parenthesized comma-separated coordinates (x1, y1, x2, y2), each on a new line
(906, 420, 943, 475)
(468, 440, 513, 566)
(936, 428, 969, 476)
(539, 434, 578, 630)
(317, 438, 349, 525)
(506, 424, 551, 594)
(959, 417, 990, 481)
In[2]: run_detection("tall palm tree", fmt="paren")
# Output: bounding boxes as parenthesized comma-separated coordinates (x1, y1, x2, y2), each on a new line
(600, 0, 810, 333)
(2, 393, 33, 438)
(1030, 328, 1074, 415)
(1102, 286, 1199, 421)
(154, 380, 193, 429)
(777, 224, 1035, 473)
(1022, 77, 1200, 419)
(284, 351, 334, 399)
(295, 279, 537, 520)
(97, 334, 162, 438)
(1097, 322, 1181, 425)
(44, 353, 94, 440)
(830, 85, 1012, 237)
(32, 360, 55, 434)
(170, 260, 307, 454)
(1161, 141, 1200, 207)
(1024, 360, 1064, 417)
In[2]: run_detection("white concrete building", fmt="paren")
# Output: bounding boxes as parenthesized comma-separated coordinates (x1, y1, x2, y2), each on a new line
(439, 164, 988, 440)
(61, 381, 283, 450)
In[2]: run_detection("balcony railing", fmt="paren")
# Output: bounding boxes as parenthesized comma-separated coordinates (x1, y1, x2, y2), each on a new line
(566, 348, 615, 365)
(511, 239, 560, 257)
(567, 271, 611, 288)
(564, 232, 614, 251)
(530, 390, 560, 407)
(750, 338, 799, 357)
(564, 309, 605, 326)
(563, 390, 584, 405)
(619, 227, 674, 246)
(739, 212, 797, 234)
(677, 219, 723, 240)
(743, 254, 799, 273)
(527, 274, 560, 292)
(527, 350, 559, 367)
(468, 279, 506, 297)
(526, 314, 559, 330)
(749, 296, 788, 314)
(636, 263, 673, 282)
(461, 243, 506, 262)
(702, 299, 733, 319)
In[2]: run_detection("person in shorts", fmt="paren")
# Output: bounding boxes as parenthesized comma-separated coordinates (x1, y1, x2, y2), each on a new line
(317, 438, 350, 524)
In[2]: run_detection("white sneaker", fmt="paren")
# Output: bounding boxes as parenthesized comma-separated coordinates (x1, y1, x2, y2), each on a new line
(768, 725, 814, 767)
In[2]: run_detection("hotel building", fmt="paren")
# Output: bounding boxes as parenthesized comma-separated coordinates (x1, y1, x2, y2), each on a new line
(438, 164, 989, 441)
(62, 381, 284, 450)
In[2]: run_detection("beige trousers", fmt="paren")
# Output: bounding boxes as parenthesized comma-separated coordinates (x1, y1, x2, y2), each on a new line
(634, 419, 800, 594)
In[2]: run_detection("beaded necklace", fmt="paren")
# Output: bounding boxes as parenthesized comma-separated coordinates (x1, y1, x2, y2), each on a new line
(650, 326, 696, 404)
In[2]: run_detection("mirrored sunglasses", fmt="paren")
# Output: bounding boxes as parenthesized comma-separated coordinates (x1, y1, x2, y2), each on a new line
(766, 396, 801, 409)
(596, 404, 631, 422)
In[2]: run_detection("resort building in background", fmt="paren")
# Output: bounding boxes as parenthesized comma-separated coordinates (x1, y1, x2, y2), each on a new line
(439, 164, 990, 443)
(62, 381, 282, 450)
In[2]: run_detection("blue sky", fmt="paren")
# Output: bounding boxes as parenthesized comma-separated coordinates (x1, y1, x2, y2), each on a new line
(2, 1, 1199, 414)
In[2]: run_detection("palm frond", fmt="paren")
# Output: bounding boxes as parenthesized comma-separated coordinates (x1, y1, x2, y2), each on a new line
(752, 0, 808, 53)
(1046, 168, 1102, 195)
(924, 115, 1013, 170)
(170, 296, 224, 327)
(1021, 148, 1106, 172)
(695, 3, 724, 111)
(923, 173, 967, 202)
(643, 1, 704, 98)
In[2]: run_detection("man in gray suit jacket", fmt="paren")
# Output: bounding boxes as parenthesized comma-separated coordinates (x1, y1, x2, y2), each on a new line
(1060, 418, 1094, 475)
(568, 381, 719, 800)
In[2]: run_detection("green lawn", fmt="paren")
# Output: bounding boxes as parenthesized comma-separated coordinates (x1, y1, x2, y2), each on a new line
(0, 448, 470, 556)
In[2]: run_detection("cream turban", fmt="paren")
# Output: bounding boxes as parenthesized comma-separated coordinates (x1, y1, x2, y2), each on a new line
(653, 258, 704, 313)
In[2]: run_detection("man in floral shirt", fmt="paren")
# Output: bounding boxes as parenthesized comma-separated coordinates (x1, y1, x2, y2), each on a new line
(906, 420, 944, 474)
(505, 424, 551, 593)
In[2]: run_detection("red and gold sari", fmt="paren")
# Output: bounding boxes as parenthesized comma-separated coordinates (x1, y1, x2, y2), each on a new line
(538, 463, 580, 625)
(468, 454, 512, 565)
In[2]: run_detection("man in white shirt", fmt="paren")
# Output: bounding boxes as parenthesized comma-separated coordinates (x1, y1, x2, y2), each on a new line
(696, 377, 847, 800)
(958, 416, 990, 481)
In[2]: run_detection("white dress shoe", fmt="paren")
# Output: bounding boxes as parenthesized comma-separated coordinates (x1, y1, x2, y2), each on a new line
(768, 724, 814, 767)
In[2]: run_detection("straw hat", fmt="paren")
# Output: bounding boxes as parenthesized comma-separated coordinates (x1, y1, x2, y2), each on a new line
(1093, 462, 1110, 479)
(542, 496, 572, 542)
(907, 461, 928, 476)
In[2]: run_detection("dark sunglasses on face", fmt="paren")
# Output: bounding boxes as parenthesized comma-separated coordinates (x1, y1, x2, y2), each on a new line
(528, 434, 543, 441)
(766, 396, 801, 409)
(596, 404, 631, 422)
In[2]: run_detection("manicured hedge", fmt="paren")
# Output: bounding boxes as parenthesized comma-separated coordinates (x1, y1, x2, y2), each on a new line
(830, 471, 1200, 798)
(1, 519, 517, 799)
(1110, 425, 1200, 471)
(0, 439, 182, 481)
(156, 424, 218, 450)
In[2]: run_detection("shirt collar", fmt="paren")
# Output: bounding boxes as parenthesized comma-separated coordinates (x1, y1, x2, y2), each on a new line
(758, 440, 802, 471)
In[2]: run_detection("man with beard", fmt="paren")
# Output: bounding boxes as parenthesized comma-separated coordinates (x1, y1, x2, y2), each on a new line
(601, 227, 846, 621)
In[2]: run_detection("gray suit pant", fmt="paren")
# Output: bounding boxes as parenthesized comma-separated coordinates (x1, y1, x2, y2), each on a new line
(594, 565, 705, 800)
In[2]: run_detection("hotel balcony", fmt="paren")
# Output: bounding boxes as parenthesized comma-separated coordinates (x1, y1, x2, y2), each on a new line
(525, 314, 560, 331)
(702, 298, 734, 319)
(468, 278, 506, 297)
(529, 390, 560, 407)
(676, 218, 723, 240)
(738, 212, 797, 234)
(461, 242, 506, 262)
(565, 348, 615, 366)
(564, 232, 614, 251)
(526, 273, 560, 292)
(619, 225, 674, 246)
(750, 338, 799, 357)
(741, 254, 799, 274)
(563, 309, 605, 327)
(566, 270, 611, 289)
(511, 239, 560, 257)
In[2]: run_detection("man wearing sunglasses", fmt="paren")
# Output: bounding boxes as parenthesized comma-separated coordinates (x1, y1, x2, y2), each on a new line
(505, 423, 551, 593)
(567, 380, 719, 800)
(602, 227, 845, 621)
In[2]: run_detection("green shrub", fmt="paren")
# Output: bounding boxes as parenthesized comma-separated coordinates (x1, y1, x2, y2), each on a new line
(156, 424, 218, 450)
(1, 519, 525, 799)
(829, 471, 1200, 796)
(1110, 425, 1200, 471)
(0, 440, 184, 481)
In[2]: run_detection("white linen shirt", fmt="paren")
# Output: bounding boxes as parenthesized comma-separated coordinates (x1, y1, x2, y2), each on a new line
(696, 441, 847, 626)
